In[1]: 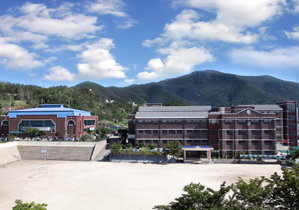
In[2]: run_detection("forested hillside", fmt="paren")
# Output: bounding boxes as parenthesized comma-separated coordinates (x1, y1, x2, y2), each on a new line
(76, 70, 299, 107)
(1, 70, 299, 127)
(0, 82, 138, 127)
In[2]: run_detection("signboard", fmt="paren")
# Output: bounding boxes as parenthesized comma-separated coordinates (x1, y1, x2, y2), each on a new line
(41, 149, 47, 154)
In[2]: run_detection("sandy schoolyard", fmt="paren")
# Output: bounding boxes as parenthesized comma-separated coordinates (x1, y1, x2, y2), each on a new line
(0, 160, 281, 210)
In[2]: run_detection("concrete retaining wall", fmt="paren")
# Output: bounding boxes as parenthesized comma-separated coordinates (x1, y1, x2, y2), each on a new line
(91, 140, 107, 161)
(17, 141, 96, 161)
(0, 142, 22, 166)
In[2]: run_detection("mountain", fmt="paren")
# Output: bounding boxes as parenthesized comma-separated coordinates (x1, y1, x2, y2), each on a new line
(75, 70, 299, 107)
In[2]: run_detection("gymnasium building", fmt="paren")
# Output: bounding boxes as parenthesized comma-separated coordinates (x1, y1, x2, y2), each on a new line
(0, 104, 98, 140)
(128, 101, 298, 158)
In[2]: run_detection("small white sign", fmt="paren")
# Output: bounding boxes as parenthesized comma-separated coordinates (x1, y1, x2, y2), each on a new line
(41, 149, 47, 154)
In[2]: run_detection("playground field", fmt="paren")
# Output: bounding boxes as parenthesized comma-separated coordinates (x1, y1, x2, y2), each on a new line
(0, 160, 282, 210)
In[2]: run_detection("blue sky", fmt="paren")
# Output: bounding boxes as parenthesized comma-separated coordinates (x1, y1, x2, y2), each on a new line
(1, 0, 299, 88)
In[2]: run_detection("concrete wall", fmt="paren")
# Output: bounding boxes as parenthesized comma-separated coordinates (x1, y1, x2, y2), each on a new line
(0, 142, 21, 166)
(91, 140, 107, 161)
(17, 141, 96, 161)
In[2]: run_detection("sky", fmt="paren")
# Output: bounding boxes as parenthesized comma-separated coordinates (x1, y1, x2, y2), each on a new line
(1, 0, 299, 88)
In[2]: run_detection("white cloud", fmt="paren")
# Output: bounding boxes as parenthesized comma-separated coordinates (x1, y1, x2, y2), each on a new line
(76, 38, 128, 80)
(46, 43, 87, 53)
(291, 0, 299, 13)
(43, 66, 75, 81)
(229, 47, 299, 68)
(174, 0, 285, 27)
(122, 78, 135, 85)
(138, 46, 214, 81)
(285, 26, 299, 40)
(0, 43, 44, 69)
(87, 0, 137, 28)
(43, 38, 128, 81)
(87, 0, 127, 17)
(0, 2, 102, 42)
(145, 0, 285, 47)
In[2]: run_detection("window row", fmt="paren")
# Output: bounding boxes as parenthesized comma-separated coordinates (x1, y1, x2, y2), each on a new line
(137, 130, 208, 135)
(225, 119, 276, 125)
(226, 141, 274, 146)
(225, 130, 274, 136)
(19, 120, 55, 133)
(137, 139, 208, 145)
(137, 120, 207, 125)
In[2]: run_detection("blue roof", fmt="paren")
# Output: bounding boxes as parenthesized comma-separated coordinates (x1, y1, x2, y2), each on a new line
(7, 104, 92, 118)
(182, 145, 214, 149)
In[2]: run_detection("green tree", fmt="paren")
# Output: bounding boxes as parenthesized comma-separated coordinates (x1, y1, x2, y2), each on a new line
(287, 149, 299, 160)
(228, 177, 274, 209)
(80, 134, 90, 142)
(140, 147, 149, 162)
(110, 142, 122, 160)
(153, 166, 299, 210)
(267, 166, 299, 209)
(153, 182, 230, 210)
(125, 143, 133, 161)
(24, 127, 40, 139)
(164, 141, 182, 163)
(13, 199, 48, 210)
(97, 127, 111, 139)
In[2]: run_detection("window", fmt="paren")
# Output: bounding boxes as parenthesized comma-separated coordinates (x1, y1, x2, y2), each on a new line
(224, 120, 233, 125)
(187, 130, 192, 134)
(144, 130, 151, 135)
(239, 141, 246, 145)
(238, 130, 247, 135)
(169, 130, 175, 135)
(177, 130, 182, 135)
(162, 130, 167, 135)
(238, 120, 246, 124)
(153, 130, 158, 136)
(209, 120, 219, 125)
(162, 140, 168, 144)
(210, 140, 219, 144)
(251, 130, 260, 136)
(209, 130, 218, 135)
(226, 141, 233, 146)
(288, 103, 296, 113)
(252, 141, 259, 145)
(264, 130, 273, 136)
(251, 119, 259, 124)
(289, 123, 296, 128)
(84, 120, 95, 126)
(226, 130, 233, 135)
(168, 120, 175, 124)
(265, 141, 273, 146)
(263, 119, 272, 124)
(138, 130, 143, 135)
(19, 120, 55, 133)
(68, 120, 75, 125)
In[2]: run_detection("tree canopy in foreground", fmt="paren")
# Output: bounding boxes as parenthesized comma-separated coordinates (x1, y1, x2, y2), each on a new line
(153, 166, 299, 210)
(12, 199, 47, 210)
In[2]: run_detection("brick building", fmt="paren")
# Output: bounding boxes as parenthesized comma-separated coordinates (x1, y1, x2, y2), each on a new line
(0, 104, 98, 139)
(128, 101, 298, 158)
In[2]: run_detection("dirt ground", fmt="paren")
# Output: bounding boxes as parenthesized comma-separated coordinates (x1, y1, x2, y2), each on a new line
(0, 160, 282, 210)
